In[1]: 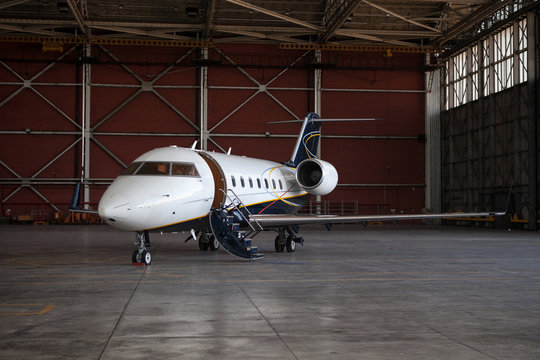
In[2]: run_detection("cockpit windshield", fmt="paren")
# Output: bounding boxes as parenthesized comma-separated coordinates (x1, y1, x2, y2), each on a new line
(121, 161, 199, 177)
(137, 162, 170, 175)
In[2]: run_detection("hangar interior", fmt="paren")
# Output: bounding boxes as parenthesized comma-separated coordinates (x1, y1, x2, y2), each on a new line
(2, 2, 540, 360)
(1, 0, 538, 230)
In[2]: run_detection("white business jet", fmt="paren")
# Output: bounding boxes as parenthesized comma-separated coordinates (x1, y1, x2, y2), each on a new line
(75, 113, 501, 265)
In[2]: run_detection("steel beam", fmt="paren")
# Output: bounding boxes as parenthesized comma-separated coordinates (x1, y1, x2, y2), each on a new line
(527, 12, 537, 230)
(361, 0, 441, 34)
(314, 49, 322, 205)
(82, 44, 91, 209)
(319, 0, 363, 43)
(426, 69, 441, 217)
(200, 47, 209, 150)
(66, 0, 87, 35)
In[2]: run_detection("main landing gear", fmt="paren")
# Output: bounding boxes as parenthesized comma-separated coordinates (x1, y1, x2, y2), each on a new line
(274, 227, 303, 253)
(198, 232, 220, 252)
(132, 230, 151, 266)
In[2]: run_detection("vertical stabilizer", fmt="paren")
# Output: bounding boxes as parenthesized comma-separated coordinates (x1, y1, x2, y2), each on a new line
(288, 113, 322, 166)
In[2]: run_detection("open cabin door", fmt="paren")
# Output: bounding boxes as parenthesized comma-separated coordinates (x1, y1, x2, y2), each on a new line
(198, 152, 227, 209)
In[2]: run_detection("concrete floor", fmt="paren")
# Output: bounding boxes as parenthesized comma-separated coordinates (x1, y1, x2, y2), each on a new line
(1, 224, 540, 360)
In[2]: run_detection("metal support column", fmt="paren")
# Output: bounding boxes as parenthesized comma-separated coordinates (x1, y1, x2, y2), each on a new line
(200, 47, 209, 150)
(314, 50, 322, 206)
(81, 44, 91, 209)
(426, 68, 441, 220)
(527, 12, 537, 230)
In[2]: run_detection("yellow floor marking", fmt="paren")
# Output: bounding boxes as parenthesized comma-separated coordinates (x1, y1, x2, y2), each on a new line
(0, 303, 56, 316)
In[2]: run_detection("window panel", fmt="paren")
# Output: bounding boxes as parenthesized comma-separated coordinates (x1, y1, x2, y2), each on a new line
(443, 18, 527, 108)
(136, 162, 170, 175)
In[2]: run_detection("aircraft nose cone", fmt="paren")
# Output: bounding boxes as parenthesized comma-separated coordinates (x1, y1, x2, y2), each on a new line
(99, 193, 131, 223)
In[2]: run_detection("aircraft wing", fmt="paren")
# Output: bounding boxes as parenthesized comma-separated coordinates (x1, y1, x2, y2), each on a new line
(249, 211, 505, 227)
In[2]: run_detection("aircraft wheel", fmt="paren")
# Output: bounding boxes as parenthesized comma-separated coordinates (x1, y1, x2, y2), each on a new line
(275, 235, 284, 252)
(132, 250, 141, 263)
(198, 235, 209, 251)
(286, 236, 296, 253)
(141, 250, 152, 266)
(209, 235, 220, 251)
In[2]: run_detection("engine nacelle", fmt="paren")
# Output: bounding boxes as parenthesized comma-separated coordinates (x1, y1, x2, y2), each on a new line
(295, 158, 338, 196)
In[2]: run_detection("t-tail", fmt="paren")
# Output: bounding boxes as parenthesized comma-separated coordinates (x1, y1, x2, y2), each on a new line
(288, 112, 322, 167)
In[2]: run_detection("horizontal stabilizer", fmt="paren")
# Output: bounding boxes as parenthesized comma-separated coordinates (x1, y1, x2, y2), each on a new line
(267, 118, 380, 124)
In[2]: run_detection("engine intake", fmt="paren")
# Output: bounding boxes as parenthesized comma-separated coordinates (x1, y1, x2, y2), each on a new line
(296, 158, 338, 196)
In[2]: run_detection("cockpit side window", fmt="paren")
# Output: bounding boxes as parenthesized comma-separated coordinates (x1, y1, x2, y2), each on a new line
(122, 162, 142, 175)
(172, 163, 199, 177)
(136, 162, 171, 175)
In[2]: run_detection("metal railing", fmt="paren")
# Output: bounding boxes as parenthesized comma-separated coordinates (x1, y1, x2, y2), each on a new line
(219, 189, 263, 231)
(297, 201, 392, 216)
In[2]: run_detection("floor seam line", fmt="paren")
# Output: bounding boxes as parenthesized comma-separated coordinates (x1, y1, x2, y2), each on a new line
(238, 283, 299, 360)
(97, 241, 161, 360)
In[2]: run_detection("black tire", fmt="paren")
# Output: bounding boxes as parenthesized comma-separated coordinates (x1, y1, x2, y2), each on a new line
(132, 250, 140, 263)
(275, 235, 284, 252)
(141, 250, 152, 266)
(208, 235, 220, 251)
(198, 235, 209, 251)
(286, 236, 296, 253)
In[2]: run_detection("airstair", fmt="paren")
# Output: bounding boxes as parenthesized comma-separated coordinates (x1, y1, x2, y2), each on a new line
(209, 189, 264, 259)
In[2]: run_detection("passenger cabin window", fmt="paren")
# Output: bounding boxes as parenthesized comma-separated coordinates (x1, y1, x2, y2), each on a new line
(240, 177, 245, 188)
(248, 178, 253, 188)
(264, 179, 269, 189)
(278, 179, 283, 190)
(257, 178, 261, 188)
(137, 162, 170, 175)
(231, 175, 236, 187)
(272, 179, 276, 189)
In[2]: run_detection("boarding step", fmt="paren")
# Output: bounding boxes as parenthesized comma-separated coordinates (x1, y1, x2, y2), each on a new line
(209, 210, 263, 260)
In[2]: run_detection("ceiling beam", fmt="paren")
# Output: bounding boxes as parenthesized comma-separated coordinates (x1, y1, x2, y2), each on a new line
(219, 29, 305, 43)
(66, 0, 87, 35)
(225, 0, 320, 31)
(434, 0, 513, 45)
(319, 0, 363, 43)
(224, 0, 417, 46)
(0, 23, 71, 36)
(0, 0, 31, 11)
(334, 29, 419, 46)
(88, 25, 194, 41)
(215, 24, 316, 36)
(361, 0, 441, 33)
(204, 0, 217, 40)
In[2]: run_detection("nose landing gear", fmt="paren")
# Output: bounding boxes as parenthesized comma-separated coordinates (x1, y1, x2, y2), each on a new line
(132, 230, 151, 266)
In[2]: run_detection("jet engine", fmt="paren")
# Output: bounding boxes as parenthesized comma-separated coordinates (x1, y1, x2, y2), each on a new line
(295, 158, 338, 196)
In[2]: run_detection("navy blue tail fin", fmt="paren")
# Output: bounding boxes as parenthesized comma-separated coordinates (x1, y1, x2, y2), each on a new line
(69, 182, 82, 210)
(288, 113, 321, 166)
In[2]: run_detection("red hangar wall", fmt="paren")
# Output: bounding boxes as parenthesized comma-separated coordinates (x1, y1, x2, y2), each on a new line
(0, 41, 426, 220)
